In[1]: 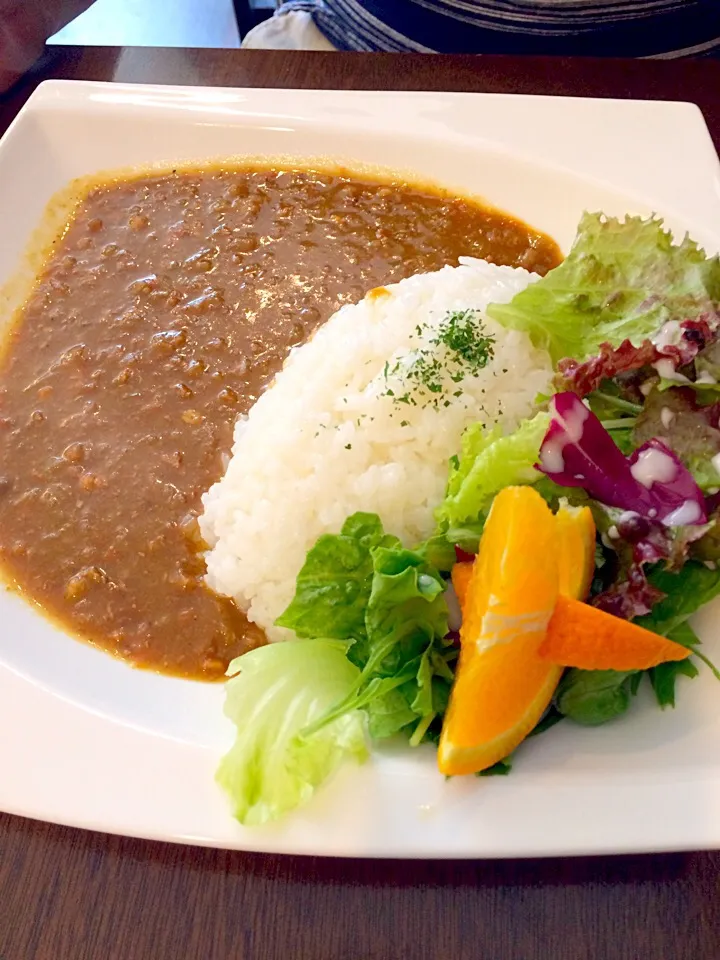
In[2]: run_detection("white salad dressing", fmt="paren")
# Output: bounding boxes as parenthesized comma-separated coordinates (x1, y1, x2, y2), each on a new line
(663, 500, 703, 527)
(652, 320, 683, 350)
(660, 407, 676, 429)
(652, 359, 690, 382)
(712, 452, 720, 476)
(630, 447, 677, 488)
(696, 370, 717, 384)
(540, 400, 589, 474)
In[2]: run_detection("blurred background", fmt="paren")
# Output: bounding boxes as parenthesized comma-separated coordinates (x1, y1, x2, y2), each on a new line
(48, 0, 276, 48)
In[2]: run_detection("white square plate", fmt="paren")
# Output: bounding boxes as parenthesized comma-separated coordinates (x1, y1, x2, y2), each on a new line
(1, 81, 720, 858)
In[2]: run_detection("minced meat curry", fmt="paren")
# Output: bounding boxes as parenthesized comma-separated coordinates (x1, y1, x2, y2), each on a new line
(0, 166, 561, 680)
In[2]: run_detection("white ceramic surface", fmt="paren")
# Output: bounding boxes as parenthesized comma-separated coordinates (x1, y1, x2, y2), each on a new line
(1, 81, 720, 857)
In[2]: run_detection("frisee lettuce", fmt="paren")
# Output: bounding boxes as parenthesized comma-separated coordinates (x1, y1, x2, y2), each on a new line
(487, 213, 720, 365)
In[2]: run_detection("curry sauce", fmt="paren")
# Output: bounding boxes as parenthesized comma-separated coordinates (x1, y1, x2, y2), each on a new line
(0, 167, 561, 680)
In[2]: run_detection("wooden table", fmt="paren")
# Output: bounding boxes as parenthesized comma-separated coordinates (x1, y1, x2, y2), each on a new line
(1, 47, 719, 960)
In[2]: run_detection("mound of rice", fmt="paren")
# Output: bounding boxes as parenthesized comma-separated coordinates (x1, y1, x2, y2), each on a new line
(200, 258, 553, 641)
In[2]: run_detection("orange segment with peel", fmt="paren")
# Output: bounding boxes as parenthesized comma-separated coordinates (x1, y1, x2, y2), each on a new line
(540, 594, 692, 670)
(439, 486, 561, 776)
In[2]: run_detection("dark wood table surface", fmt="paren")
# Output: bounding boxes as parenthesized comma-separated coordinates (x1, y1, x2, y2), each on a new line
(1, 47, 719, 960)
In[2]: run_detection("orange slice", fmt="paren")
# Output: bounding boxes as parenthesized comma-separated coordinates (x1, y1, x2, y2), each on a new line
(556, 503, 596, 600)
(540, 594, 692, 670)
(450, 502, 595, 618)
(438, 486, 561, 776)
(451, 561, 473, 612)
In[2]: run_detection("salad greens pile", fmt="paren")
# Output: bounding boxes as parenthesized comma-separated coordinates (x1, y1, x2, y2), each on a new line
(276, 513, 454, 744)
(218, 213, 720, 825)
(221, 514, 456, 824)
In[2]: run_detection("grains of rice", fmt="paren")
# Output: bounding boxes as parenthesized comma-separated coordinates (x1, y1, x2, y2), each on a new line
(200, 258, 553, 640)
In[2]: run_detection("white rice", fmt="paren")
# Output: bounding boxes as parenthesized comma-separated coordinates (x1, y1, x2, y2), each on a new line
(200, 258, 552, 641)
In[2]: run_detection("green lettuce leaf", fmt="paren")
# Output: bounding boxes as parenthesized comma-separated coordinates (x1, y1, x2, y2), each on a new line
(217, 639, 368, 825)
(636, 562, 720, 636)
(695, 338, 720, 385)
(555, 668, 639, 725)
(687, 458, 720, 493)
(636, 563, 720, 705)
(649, 659, 700, 709)
(436, 412, 550, 537)
(477, 758, 513, 777)
(656, 378, 720, 397)
(279, 515, 453, 744)
(309, 543, 452, 742)
(487, 213, 720, 365)
(359, 547, 447, 675)
(366, 547, 451, 741)
(363, 682, 419, 739)
(656, 341, 720, 401)
(414, 532, 457, 573)
(648, 622, 701, 709)
(275, 512, 398, 640)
